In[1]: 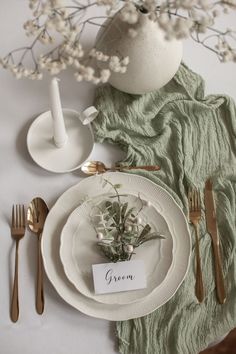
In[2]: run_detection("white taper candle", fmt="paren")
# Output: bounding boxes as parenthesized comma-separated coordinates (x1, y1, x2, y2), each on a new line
(50, 77, 68, 148)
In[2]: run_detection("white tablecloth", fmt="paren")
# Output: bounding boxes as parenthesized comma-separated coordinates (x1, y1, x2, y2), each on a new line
(0, 2, 235, 353)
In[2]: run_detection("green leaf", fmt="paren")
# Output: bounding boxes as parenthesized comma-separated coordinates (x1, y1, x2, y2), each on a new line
(113, 184, 122, 189)
(147, 232, 165, 239)
(124, 207, 136, 221)
(109, 194, 128, 198)
(102, 180, 108, 188)
(100, 237, 114, 241)
(138, 234, 165, 245)
(105, 201, 112, 209)
(97, 242, 112, 247)
(139, 224, 151, 239)
(112, 201, 121, 224)
(98, 244, 116, 262)
(121, 202, 128, 219)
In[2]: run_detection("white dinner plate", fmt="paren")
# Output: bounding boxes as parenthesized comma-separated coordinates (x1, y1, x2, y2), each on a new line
(42, 172, 191, 321)
(60, 193, 173, 305)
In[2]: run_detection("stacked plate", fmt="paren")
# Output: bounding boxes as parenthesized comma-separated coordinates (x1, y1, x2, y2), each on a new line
(42, 173, 191, 320)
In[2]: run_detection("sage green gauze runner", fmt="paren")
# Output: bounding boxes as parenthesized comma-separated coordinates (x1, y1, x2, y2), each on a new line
(92, 63, 236, 354)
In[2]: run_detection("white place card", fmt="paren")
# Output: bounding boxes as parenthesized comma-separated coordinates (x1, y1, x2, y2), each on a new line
(92, 260, 146, 295)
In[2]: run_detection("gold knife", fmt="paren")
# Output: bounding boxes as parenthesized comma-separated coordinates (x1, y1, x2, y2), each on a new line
(204, 179, 226, 304)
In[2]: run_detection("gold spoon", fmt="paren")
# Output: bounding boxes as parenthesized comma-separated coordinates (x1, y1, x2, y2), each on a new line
(27, 198, 49, 315)
(81, 161, 161, 175)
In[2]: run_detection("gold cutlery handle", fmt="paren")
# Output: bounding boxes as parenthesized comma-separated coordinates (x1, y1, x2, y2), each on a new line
(11, 240, 19, 322)
(115, 165, 161, 172)
(36, 233, 44, 314)
(193, 224, 204, 302)
(212, 240, 226, 304)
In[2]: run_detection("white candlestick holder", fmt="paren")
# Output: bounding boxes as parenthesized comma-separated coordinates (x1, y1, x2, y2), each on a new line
(27, 107, 97, 173)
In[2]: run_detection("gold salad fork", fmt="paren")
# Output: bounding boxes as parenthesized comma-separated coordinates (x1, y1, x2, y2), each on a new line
(188, 189, 204, 303)
(11, 204, 26, 322)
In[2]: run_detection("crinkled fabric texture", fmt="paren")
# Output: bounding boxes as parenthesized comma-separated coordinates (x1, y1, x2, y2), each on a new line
(92, 63, 236, 354)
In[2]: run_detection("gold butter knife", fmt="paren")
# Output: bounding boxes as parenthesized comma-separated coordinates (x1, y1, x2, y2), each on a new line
(204, 179, 226, 304)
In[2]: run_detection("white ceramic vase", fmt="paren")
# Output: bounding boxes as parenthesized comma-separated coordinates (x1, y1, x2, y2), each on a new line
(96, 9, 183, 94)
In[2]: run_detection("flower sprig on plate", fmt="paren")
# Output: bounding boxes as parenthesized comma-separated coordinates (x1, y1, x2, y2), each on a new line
(91, 178, 164, 263)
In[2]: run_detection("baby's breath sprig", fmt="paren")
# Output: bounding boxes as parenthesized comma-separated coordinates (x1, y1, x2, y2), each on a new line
(91, 179, 165, 263)
(0, 0, 236, 83)
(0, 0, 129, 82)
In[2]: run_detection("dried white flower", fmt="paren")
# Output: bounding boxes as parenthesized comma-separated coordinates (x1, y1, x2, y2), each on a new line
(126, 244, 134, 253)
(121, 56, 130, 65)
(120, 2, 139, 24)
(97, 232, 104, 240)
(100, 69, 111, 82)
(0, 0, 236, 85)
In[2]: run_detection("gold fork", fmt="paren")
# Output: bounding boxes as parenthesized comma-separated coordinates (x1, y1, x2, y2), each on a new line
(188, 189, 204, 303)
(11, 204, 26, 322)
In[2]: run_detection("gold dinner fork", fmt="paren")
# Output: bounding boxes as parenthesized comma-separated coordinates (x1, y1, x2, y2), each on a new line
(11, 204, 26, 322)
(188, 189, 204, 303)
